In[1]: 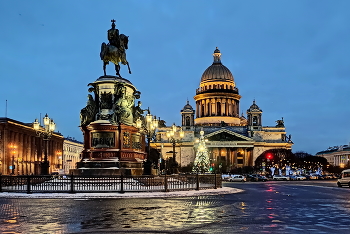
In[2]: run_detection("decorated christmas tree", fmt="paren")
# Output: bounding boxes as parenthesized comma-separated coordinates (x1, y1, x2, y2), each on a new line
(192, 130, 210, 173)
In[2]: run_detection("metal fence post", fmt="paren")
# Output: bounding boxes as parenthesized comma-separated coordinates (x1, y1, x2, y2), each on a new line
(119, 173, 124, 193)
(214, 172, 217, 189)
(196, 172, 199, 190)
(27, 175, 32, 194)
(70, 173, 75, 194)
(164, 173, 168, 192)
(0, 175, 2, 192)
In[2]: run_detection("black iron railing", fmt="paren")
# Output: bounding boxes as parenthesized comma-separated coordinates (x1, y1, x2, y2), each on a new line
(0, 174, 222, 194)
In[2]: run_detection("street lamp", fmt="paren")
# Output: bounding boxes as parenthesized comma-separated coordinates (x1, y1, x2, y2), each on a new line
(9, 143, 17, 175)
(33, 114, 56, 175)
(166, 123, 184, 174)
(136, 108, 158, 175)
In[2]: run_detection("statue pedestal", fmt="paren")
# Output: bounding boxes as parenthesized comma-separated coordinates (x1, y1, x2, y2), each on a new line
(71, 120, 146, 176)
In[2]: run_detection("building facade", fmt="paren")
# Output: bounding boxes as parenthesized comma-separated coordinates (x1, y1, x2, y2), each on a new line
(316, 145, 350, 167)
(63, 137, 83, 174)
(0, 118, 64, 175)
(151, 48, 293, 172)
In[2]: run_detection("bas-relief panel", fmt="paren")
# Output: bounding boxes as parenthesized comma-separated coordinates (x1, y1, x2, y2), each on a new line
(253, 131, 283, 141)
(261, 132, 283, 141)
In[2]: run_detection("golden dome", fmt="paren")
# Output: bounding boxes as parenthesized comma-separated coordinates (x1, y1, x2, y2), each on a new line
(200, 47, 234, 83)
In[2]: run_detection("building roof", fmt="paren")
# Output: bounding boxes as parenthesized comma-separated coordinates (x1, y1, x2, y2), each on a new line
(181, 100, 194, 112)
(247, 100, 263, 113)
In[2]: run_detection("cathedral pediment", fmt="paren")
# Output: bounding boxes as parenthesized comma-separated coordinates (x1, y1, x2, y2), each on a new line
(205, 129, 253, 142)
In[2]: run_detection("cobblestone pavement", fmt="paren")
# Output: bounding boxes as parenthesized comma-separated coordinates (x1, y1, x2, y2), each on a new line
(1, 180, 349, 233)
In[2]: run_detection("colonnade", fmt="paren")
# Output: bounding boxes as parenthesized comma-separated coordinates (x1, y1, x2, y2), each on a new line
(196, 98, 239, 118)
(209, 147, 253, 171)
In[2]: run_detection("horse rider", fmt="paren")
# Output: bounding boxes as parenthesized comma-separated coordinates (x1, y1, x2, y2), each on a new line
(108, 19, 120, 49)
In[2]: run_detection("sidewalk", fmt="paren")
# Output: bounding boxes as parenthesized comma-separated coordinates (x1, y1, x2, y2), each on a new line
(0, 187, 242, 199)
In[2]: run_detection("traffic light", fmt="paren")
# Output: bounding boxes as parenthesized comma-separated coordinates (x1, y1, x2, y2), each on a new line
(209, 163, 215, 172)
(266, 153, 273, 160)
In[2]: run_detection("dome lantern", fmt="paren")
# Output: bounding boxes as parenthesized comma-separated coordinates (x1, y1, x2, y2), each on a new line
(213, 47, 221, 64)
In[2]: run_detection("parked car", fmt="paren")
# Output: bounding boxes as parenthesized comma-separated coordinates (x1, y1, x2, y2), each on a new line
(295, 175, 307, 180)
(310, 174, 319, 179)
(288, 175, 298, 180)
(221, 174, 231, 181)
(273, 175, 290, 181)
(228, 175, 246, 182)
(337, 169, 350, 187)
(247, 174, 267, 182)
(305, 174, 318, 180)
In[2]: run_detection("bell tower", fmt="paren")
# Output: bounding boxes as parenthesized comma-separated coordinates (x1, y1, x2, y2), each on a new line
(247, 100, 263, 130)
(181, 100, 195, 129)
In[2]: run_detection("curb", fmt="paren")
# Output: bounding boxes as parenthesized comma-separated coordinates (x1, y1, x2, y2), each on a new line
(0, 187, 243, 199)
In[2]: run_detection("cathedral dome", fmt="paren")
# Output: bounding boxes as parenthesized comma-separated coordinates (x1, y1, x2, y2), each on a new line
(200, 47, 234, 83)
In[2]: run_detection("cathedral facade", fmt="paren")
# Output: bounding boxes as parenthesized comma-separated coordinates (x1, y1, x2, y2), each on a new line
(152, 48, 293, 172)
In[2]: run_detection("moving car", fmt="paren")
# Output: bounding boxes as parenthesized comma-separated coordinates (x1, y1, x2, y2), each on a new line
(337, 169, 350, 187)
(228, 175, 246, 182)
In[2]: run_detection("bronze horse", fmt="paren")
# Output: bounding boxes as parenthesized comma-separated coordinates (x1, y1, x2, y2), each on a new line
(100, 34, 131, 77)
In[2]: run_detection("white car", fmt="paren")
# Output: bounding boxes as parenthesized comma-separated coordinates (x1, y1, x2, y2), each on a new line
(337, 169, 350, 187)
(221, 174, 231, 181)
(228, 175, 246, 182)
(295, 175, 307, 180)
(273, 175, 290, 181)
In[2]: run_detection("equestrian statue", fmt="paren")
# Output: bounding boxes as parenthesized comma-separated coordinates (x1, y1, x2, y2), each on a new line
(100, 19, 132, 77)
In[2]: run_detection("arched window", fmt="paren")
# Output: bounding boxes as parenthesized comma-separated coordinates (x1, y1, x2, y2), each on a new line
(186, 116, 190, 126)
(253, 116, 258, 126)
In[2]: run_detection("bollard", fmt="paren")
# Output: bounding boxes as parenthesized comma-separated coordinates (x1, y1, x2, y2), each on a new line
(119, 173, 125, 193)
(196, 172, 199, 190)
(214, 172, 217, 189)
(27, 175, 32, 194)
(70, 173, 75, 194)
(164, 173, 168, 192)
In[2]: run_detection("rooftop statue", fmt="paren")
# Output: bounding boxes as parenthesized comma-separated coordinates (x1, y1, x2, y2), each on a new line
(275, 117, 285, 128)
(100, 19, 131, 77)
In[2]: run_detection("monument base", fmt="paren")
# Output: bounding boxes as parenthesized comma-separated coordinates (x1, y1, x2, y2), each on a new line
(70, 167, 144, 176)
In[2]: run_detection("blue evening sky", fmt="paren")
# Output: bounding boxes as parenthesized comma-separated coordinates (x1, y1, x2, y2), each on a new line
(1, 0, 349, 155)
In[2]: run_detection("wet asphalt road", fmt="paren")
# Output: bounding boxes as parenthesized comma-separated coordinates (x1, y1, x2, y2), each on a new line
(1, 180, 350, 234)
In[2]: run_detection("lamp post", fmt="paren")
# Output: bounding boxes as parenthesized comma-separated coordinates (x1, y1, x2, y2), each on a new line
(136, 108, 158, 175)
(9, 143, 17, 175)
(166, 123, 184, 174)
(33, 114, 56, 175)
